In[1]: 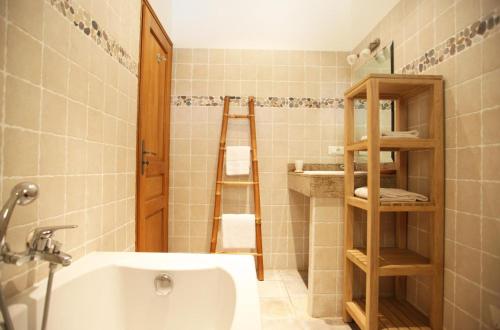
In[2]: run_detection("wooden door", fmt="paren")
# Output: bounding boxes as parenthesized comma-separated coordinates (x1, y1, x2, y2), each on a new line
(136, 1, 172, 252)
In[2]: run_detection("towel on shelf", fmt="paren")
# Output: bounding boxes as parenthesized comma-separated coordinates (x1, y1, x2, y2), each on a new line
(354, 187, 429, 202)
(361, 130, 420, 140)
(221, 214, 256, 249)
(225, 146, 251, 176)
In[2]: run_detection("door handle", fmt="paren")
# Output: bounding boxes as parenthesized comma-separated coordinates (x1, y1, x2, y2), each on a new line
(156, 53, 166, 63)
(141, 140, 156, 175)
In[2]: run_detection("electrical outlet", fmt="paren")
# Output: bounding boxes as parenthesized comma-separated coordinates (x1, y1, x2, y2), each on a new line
(328, 146, 344, 155)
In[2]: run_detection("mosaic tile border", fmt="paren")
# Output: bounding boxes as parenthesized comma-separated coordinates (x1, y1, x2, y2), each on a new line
(49, 0, 138, 75)
(171, 96, 393, 110)
(171, 96, 343, 109)
(402, 11, 500, 74)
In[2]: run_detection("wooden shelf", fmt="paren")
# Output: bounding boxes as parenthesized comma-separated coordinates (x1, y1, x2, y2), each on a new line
(343, 74, 444, 330)
(346, 196, 436, 212)
(346, 248, 433, 277)
(344, 73, 442, 99)
(346, 298, 430, 330)
(346, 138, 436, 152)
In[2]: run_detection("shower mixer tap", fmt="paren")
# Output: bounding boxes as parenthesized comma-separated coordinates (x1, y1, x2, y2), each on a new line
(0, 182, 77, 330)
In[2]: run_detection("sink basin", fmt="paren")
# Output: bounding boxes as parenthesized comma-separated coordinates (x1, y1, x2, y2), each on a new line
(302, 170, 344, 175)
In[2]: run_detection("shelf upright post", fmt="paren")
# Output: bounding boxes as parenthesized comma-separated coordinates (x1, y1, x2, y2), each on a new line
(365, 78, 381, 330)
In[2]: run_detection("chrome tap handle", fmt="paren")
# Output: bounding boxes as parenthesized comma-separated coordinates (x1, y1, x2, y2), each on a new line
(27, 225, 77, 252)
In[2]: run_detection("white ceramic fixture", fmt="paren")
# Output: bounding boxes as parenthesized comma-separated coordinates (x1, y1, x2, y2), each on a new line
(6, 253, 261, 330)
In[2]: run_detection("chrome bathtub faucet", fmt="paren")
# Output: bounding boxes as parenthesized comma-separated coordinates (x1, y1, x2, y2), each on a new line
(0, 183, 76, 267)
(0, 182, 77, 330)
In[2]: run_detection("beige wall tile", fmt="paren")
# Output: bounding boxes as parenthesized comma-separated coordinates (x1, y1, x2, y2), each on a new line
(482, 108, 500, 144)
(483, 182, 500, 218)
(68, 63, 89, 103)
(0, 17, 5, 67)
(42, 90, 67, 135)
(208, 49, 224, 64)
(67, 139, 87, 175)
(0, 0, 138, 293)
(435, 6, 455, 43)
(456, 213, 480, 249)
(456, 77, 481, 115)
(304, 51, 321, 66)
(7, 24, 42, 84)
(3, 128, 39, 177)
(225, 49, 242, 65)
(42, 47, 69, 95)
(192, 49, 208, 63)
(5, 76, 40, 130)
(69, 28, 90, 70)
(66, 101, 86, 139)
(436, 0, 454, 16)
(457, 113, 481, 147)
(482, 254, 500, 293)
(482, 32, 500, 73)
(457, 147, 481, 180)
(43, 3, 71, 55)
(88, 75, 104, 110)
(456, 0, 480, 31)
(483, 146, 500, 181)
(457, 180, 480, 214)
(481, 289, 500, 328)
(8, 0, 43, 40)
(482, 69, 500, 109)
(192, 64, 208, 79)
(482, 218, 500, 256)
(40, 134, 66, 175)
(38, 176, 66, 219)
(455, 275, 480, 318)
(320, 52, 336, 66)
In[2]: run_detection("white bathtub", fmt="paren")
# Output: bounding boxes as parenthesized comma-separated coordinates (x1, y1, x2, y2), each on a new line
(7, 252, 261, 330)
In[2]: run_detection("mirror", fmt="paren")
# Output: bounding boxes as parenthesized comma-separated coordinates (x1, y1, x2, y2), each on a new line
(352, 42, 394, 163)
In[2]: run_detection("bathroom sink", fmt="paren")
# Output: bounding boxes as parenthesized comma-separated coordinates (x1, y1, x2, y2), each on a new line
(302, 170, 344, 175)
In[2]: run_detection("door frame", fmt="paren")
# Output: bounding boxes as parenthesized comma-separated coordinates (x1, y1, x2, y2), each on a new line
(136, 0, 173, 251)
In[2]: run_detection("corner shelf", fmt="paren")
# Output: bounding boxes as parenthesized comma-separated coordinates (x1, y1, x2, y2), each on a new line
(342, 74, 444, 330)
(346, 248, 433, 277)
(346, 196, 436, 212)
(346, 298, 431, 330)
(346, 138, 436, 152)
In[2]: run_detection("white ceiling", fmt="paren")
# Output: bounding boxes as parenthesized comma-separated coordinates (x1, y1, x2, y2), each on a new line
(150, 0, 399, 51)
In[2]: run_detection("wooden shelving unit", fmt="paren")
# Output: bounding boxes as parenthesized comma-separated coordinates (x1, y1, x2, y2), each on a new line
(343, 74, 444, 330)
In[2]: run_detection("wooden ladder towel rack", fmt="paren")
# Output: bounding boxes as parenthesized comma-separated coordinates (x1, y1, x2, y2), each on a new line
(210, 96, 264, 281)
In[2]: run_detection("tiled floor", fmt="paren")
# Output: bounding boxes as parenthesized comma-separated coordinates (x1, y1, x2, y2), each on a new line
(259, 270, 354, 330)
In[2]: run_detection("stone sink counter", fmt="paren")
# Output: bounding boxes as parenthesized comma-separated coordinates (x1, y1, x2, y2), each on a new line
(287, 163, 368, 198)
(287, 163, 395, 318)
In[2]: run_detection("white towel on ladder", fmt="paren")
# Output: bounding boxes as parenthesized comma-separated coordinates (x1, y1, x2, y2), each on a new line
(225, 146, 251, 176)
(221, 214, 256, 249)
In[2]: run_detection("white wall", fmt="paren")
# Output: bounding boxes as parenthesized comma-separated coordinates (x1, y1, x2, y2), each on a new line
(149, 0, 173, 32)
(150, 0, 399, 51)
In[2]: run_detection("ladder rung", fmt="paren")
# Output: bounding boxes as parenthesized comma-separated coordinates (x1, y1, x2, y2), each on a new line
(220, 147, 254, 151)
(213, 216, 262, 224)
(225, 114, 254, 118)
(217, 181, 257, 185)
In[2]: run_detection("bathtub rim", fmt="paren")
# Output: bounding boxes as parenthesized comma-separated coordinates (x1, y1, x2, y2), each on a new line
(7, 252, 261, 330)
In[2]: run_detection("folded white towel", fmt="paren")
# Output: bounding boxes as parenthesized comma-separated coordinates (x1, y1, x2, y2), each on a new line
(226, 146, 250, 176)
(221, 214, 256, 249)
(354, 187, 429, 202)
(361, 130, 420, 140)
(382, 130, 420, 138)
